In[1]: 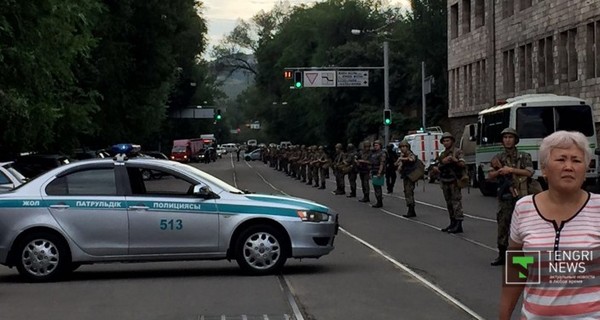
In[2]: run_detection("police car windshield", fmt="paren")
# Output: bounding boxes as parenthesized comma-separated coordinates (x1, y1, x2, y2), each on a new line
(179, 164, 244, 194)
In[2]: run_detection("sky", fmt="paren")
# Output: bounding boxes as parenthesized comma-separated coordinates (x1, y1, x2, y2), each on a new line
(201, 0, 411, 54)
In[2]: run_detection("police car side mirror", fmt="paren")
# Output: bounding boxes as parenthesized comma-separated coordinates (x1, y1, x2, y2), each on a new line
(193, 184, 216, 199)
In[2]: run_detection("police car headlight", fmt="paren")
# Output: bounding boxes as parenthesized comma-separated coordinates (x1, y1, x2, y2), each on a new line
(297, 210, 329, 222)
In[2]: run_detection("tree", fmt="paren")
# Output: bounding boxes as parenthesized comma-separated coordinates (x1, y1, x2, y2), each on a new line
(0, 0, 103, 153)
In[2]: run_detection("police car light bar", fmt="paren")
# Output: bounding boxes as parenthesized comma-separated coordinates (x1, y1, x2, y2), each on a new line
(111, 143, 142, 157)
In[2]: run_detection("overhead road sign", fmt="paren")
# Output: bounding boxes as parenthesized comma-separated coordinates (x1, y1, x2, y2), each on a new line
(337, 70, 369, 87)
(170, 107, 215, 119)
(303, 71, 336, 87)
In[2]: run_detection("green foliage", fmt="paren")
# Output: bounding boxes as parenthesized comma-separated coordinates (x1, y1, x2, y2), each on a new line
(220, 0, 448, 147)
(0, 0, 212, 154)
(0, 0, 103, 152)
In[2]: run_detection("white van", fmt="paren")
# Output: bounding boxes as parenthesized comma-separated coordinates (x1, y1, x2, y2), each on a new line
(472, 94, 597, 196)
(279, 141, 292, 149)
(222, 143, 238, 153)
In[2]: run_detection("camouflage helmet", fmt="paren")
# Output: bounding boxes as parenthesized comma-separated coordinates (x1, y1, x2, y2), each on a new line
(373, 140, 382, 146)
(335, 143, 343, 149)
(501, 127, 520, 144)
(347, 143, 355, 151)
(398, 140, 410, 148)
(440, 132, 455, 142)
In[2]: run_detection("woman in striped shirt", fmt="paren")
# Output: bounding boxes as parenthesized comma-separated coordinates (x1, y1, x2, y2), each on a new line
(499, 131, 600, 319)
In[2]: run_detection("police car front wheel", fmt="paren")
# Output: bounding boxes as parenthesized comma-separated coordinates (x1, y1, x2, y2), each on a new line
(235, 225, 288, 275)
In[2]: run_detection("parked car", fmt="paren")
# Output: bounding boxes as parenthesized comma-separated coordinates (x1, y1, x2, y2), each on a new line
(245, 149, 262, 161)
(216, 147, 227, 158)
(0, 144, 338, 282)
(221, 143, 238, 153)
(13, 154, 71, 179)
(142, 151, 169, 160)
(73, 149, 111, 160)
(0, 162, 27, 192)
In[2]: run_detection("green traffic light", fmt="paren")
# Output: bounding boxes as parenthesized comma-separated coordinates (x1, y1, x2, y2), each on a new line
(295, 82, 302, 88)
(216, 114, 222, 120)
(384, 119, 391, 125)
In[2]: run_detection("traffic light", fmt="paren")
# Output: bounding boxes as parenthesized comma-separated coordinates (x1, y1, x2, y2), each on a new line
(284, 70, 293, 79)
(384, 110, 391, 126)
(293, 71, 302, 88)
(215, 109, 222, 121)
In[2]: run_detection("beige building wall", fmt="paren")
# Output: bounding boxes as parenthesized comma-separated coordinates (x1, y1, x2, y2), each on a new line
(447, 0, 600, 136)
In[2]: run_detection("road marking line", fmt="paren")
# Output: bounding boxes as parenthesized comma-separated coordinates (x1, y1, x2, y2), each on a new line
(327, 178, 496, 223)
(377, 208, 498, 252)
(340, 227, 486, 320)
(278, 275, 305, 320)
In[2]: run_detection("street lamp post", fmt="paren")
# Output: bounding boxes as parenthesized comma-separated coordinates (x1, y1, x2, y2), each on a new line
(351, 29, 390, 146)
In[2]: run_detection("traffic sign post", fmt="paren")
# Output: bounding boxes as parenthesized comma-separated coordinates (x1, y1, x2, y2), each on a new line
(302, 71, 336, 87)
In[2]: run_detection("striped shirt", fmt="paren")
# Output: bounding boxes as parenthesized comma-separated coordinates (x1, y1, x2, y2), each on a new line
(510, 192, 600, 319)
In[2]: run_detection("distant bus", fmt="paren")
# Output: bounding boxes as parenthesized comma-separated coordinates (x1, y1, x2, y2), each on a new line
(470, 94, 597, 196)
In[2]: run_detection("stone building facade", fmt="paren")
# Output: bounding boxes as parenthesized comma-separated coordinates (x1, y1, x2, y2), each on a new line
(447, 0, 600, 137)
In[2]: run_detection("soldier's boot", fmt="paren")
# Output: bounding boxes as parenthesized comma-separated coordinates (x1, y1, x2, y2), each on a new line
(491, 246, 507, 266)
(441, 219, 456, 232)
(371, 197, 383, 208)
(447, 220, 463, 234)
(358, 194, 370, 202)
(403, 205, 416, 217)
(346, 189, 356, 198)
(318, 182, 326, 189)
(306, 179, 313, 185)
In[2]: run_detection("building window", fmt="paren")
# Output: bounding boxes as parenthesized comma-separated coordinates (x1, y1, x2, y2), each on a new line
(546, 36, 554, 85)
(455, 69, 459, 109)
(468, 63, 474, 105)
(451, 4, 459, 39)
(520, 0, 532, 11)
(518, 44, 533, 90)
(559, 28, 578, 83)
(462, 0, 471, 34)
(475, 0, 485, 28)
(568, 29, 577, 81)
(475, 60, 481, 103)
(586, 22, 598, 79)
(464, 65, 469, 105)
(481, 59, 487, 103)
(503, 0, 514, 18)
(503, 49, 515, 93)
(538, 39, 546, 87)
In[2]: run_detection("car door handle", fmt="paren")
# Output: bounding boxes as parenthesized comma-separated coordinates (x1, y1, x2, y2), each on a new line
(50, 204, 70, 209)
(129, 205, 149, 210)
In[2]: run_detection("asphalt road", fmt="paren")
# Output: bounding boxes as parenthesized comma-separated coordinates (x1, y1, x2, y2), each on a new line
(0, 155, 514, 320)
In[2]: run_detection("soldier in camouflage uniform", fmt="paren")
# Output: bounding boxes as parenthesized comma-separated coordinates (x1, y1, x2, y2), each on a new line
(306, 146, 315, 186)
(396, 140, 418, 217)
(369, 140, 386, 208)
(486, 128, 533, 266)
(356, 141, 372, 202)
(298, 145, 308, 182)
(332, 143, 346, 195)
(311, 146, 323, 188)
(343, 143, 358, 197)
(316, 145, 330, 190)
(431, 132, 466, 233)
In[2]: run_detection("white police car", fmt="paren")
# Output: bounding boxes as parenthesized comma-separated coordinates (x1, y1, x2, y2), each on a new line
(0, 144, 338, 282)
